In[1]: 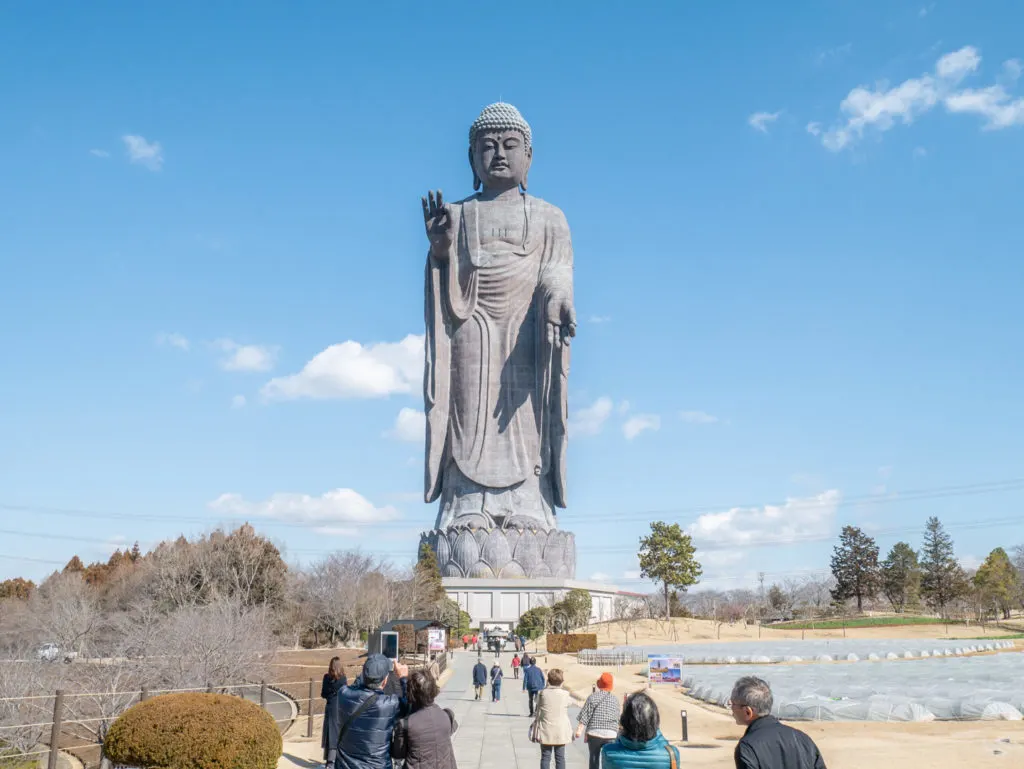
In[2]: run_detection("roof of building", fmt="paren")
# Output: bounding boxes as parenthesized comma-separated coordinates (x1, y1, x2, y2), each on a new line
(378, 618, 446, 632)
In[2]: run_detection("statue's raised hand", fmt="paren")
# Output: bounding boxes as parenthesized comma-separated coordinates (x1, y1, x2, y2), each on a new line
(422, 189, 453, 260)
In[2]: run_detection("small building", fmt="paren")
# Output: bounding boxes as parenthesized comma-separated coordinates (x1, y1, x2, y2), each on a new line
(368, 618, 447, 656)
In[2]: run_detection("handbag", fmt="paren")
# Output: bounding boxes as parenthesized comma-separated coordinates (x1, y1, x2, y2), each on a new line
(528, 719, 541, 744)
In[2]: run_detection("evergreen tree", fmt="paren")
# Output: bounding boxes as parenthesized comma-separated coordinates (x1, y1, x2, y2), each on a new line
(920, 516, 969, 618)
(415, 541, 445, 613)
(829, 526, 880, 612)
(638, 522, 703, 620)
(879, 541, 921, 613)
(973, 547, 1020, 620)
(552, 588, 593, 629)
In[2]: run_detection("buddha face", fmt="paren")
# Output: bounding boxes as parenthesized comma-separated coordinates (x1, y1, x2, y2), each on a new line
(472, 130, 532, 192)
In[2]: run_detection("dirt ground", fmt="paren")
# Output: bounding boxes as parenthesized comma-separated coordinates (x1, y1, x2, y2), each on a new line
(550, 652, 1023, 769)
(269, 647, 366, 719)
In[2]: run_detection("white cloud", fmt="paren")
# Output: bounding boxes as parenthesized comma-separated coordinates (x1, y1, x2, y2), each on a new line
(815, 46, 1024, 150)
(590, 572, 611, 582)
(945, 85, 1024, 129)
(748, 111, 782, 133)
(688, 490, 841, 549)
(231, 395, 247, 409)
(122, 134, 164, 171)
(935, 47, 981, 80)
(89, 149, 110, 158)
(261, 334, 422, 401)
(569, 396, 614, 437)
(215, 339, 278, 373)
(913, 146, 928, 157)
(918, 4, 934, 18)
(156, 332, 190, 352)
(1003, 59, 1023, 82)
(386, 407, 426, 443)
(622, 414, 660, 440)
(588, 315, 612, 324)
(680, 410, 719, 425)
(208, 488, 398, 535)
(622, 570, 642, 580)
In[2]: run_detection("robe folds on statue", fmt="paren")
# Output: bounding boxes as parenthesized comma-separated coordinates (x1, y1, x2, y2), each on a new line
(424, 193, 572, 531)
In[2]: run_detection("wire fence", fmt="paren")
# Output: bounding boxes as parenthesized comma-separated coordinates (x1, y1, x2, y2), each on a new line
(0, 651, 451, 769)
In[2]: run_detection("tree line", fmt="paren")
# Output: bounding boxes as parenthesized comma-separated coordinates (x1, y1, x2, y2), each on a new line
(829, 516, 1024, 620)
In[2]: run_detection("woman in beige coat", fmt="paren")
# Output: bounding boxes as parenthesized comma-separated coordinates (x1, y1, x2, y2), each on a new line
(532, 669, 573, 769)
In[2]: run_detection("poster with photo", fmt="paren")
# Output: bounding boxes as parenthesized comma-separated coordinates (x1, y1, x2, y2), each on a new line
(648, 655, 682, 684)
(428, 627, 446, 652)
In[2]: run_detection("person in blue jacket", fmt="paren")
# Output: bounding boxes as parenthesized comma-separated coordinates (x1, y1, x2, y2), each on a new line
(472, 655, 488, 701)
(602, 691, 680, 769)
(521, 657, 546, 717)
(334, 654, 410, 769)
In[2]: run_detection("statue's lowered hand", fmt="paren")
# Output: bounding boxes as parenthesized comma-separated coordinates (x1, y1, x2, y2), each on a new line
(546, 296, 577, 346)
(422, 189, 453, 259)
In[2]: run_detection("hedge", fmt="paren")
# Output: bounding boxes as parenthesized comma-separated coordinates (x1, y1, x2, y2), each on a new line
(547, 633, 598, 653)
(104, 692, 282, 769)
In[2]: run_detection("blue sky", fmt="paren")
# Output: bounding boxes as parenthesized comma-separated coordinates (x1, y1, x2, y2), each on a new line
(2, 1, 1023, 590)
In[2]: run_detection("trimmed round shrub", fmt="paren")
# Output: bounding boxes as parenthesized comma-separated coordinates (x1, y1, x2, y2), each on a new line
(104, 692, 282, 769)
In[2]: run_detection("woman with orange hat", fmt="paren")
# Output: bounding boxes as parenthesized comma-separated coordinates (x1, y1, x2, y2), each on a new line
(574, 672, 621, 769)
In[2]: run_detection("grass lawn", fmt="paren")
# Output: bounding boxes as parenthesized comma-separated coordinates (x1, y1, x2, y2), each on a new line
(766, 616, 956, 630)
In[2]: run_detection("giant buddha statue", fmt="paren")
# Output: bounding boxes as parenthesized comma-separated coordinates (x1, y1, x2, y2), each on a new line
(419, 103, 577, 579)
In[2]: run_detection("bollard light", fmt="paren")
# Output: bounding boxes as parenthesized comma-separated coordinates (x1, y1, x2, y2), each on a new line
(680, 709, 688, 742)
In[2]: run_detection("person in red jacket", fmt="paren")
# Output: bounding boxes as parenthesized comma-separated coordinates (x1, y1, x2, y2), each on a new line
(511, 653, 521, 679)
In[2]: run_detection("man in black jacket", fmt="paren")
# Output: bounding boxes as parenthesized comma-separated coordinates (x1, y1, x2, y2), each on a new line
(730, 676, 827, 769)
(334, 654, 410, 769)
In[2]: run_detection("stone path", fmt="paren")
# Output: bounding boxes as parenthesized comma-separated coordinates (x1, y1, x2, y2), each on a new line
(442, 651, 588, 769)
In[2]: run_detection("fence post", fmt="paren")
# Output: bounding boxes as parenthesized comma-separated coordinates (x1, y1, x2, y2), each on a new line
(680, 709, 689, 742)
(206, 682, 214, 694)
(140, 687, 149, 702)
(307, 678, 315, 738)
(47, 689, 65, 769)
(260, 681, 267, 709)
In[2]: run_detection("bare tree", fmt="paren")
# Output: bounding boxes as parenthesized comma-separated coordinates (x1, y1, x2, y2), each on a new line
(66, 654, 145, 769)
(29, 572, 99, 656)
(0, 654, 55, 758)
(137, 598, 274, 689)
(610, 597, 643, 647)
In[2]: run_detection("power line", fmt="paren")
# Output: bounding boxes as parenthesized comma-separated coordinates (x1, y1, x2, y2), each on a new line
(3, 476, 1023, 534)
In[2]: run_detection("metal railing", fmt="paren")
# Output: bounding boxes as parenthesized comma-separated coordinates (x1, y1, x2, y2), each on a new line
(577, 649, 648, 666)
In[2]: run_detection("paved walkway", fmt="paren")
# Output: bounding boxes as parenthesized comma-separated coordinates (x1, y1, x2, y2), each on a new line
(442, 651, 588, 769)
(277, 651, 589, 769)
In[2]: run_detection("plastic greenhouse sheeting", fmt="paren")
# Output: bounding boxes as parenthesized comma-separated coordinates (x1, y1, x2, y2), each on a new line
(614, 639, 1015, 665)
(678, 652, 1024, 722)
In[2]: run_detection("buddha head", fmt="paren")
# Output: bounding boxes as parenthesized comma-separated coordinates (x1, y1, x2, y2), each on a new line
(469, 102, 533, 193)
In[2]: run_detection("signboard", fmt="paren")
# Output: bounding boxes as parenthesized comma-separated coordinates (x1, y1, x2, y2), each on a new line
(428, 627, 446, 652)
(648, 655, 682, 684)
